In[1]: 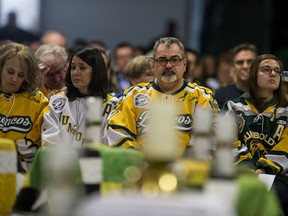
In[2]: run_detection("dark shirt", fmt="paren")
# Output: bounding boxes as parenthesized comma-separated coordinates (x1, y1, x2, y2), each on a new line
(115, 71, 131, 92)
(215, 84, 244, 110)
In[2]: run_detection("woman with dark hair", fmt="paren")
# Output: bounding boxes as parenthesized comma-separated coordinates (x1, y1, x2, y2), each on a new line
(223, 54, 288, 215)
(65, 47, 108, 99)
(42, 47, 119, 148)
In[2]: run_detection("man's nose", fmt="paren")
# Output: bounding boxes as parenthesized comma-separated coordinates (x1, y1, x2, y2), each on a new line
(243, 61, 249, 68)
(165, 60, 173, 68)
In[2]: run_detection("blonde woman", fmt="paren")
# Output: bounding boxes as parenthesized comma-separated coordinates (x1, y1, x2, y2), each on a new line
(0, 42, 48, 172)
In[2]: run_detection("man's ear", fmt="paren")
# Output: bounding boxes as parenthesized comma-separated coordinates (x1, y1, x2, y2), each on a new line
(183, 58, 187, 70)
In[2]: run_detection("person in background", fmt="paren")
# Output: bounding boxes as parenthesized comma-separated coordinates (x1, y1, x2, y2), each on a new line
(113, 42, 135, 92)
(69, 38, 88, 54)
(41, 30, 67, 48)
(41, 47, 119, 148)
(88, 40, 108, 50)
(0, 42, 48, 172)
(183, 48, 202, 84)
(34, 44, 68, 99)
(214, 51, 234, 88)
(198, 54, 221, 91)
(282, 70, 288, 99)
(215, 43, 258, 109)
(106, 37, 219, 153)
(124, 55, 155, 86)
(223, 54, 288, 215)
(89, 43, 121, 95)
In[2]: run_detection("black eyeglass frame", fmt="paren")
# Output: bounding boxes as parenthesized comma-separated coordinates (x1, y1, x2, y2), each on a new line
(258, 66, 283, 76)
(154, 57, 185, 67)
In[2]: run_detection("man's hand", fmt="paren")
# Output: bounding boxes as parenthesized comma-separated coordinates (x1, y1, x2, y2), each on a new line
(37, 63, 50, 88)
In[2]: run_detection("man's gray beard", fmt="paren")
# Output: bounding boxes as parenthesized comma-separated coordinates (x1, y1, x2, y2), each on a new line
(161, 74, 177, 83)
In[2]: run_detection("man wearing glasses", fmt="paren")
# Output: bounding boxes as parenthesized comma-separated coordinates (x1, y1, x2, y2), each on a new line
(34, 44, 68, 99)
(105, 37, 219, 154)
(215, 43, 258, 109)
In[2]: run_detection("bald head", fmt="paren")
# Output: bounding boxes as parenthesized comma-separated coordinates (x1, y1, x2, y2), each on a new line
(41, 31, 67, 47)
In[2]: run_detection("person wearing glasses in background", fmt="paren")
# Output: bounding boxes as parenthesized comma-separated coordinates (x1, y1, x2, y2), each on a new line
(215, 43, 257, 109)
(105, 37, 219, 153)
(34, 44, 68, 99)
(223, 54, 288, 215)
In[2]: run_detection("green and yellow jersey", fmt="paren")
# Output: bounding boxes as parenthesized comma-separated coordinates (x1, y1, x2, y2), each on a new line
(223, 92, 288, 183)
(106, 80, 219, 154)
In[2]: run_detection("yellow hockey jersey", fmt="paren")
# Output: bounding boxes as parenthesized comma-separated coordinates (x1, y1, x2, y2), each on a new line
(106, 81, 219, 154)
(40, 85, 67, 99)
(0, 90, 48, 172)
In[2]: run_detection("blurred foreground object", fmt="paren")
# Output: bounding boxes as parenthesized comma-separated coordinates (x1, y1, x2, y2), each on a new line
(143, 100, 181, 162)
(0, 138, 18, 215)
(85, 96, 103, 147)
(181, 107, 213, 190)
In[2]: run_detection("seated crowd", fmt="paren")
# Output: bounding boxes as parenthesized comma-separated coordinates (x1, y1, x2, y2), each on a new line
(0, 32, 287, 215)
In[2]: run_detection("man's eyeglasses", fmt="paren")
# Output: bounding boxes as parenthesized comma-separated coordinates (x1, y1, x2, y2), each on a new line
(154, 57, 184, 67)
(235, 59, 254, 66)
(258, 66, 282, 75)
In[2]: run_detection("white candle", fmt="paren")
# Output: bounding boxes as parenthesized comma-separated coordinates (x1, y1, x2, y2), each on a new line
(85, 96, 103, 146)
(144, 100, 181, 161)
(216, 114, 235, 143)
(193, 106, 213, 133)
(85, 97, 102, 122)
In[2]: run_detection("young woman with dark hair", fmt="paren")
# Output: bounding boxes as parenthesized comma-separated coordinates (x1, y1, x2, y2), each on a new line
(223, 54, 288, 215)
(42, 47, 119, 148)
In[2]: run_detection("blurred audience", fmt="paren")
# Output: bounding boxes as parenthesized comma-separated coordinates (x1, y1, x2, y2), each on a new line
(88, 39, 108, 50)
(199, 54, 221, 91)
(41, 30, 67, 48)
(113, 42, 135, 92)
(282, 70, 288, 99)
(214, 51, 234, 87)
(69, 38, 88, 54)
(89, 42, 121, 95)
(183, 48, 202, 84)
